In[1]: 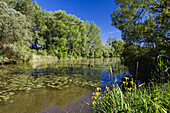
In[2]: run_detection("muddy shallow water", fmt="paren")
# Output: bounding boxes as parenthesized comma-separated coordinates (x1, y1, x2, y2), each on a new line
(0, 58, 130, 113)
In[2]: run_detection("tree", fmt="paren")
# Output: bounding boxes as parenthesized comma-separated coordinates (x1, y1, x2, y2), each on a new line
(107, 37, 113, 46)
(112, 38, 125, 56)
(0, 1, 32, 62)
(102, 44, 112, 57)
(86, 21, 102, 57)
(111, 0, 170, 80)
(14, 0, 34, 23)
(31, 2, 46, 51)
(111, 0, 170, 49)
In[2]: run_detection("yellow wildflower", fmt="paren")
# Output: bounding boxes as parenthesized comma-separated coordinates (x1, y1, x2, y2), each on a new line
(92, 101, 97, 105)
(103, 96, 105, 99)
(4, 99, 7, 101)
(110, 108, 113, 111)
(124, 97, 127, 99)
(91, 96, 97, 99)
(106, 86, 109, 91)
(127, 87, 132, 91)
(123, 81, 128, 85)
(96, 87, 101, 91)
(112, 88, 116, 91)
(124, 77, 129, 80)
(95, 92, 101, 96)
(130, 80, 134, 84)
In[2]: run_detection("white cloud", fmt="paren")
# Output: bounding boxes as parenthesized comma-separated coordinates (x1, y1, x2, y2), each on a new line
(101, 30, 120, 36)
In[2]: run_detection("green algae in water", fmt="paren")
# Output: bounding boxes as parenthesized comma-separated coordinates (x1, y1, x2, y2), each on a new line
(0, 86, 94, 113)
(0, 58, 128, 112)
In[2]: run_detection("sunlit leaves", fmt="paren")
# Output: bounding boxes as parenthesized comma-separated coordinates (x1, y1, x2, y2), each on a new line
(111, 0, 170, 47)
(0, 1, 32, 61)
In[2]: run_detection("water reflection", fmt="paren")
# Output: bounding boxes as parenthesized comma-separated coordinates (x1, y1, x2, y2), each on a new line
(0, 86, 94, 113)
(0, 58, 132, 113)
(100, 71, 132, 91)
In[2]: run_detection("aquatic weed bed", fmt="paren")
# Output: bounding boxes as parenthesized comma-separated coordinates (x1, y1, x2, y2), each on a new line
(0, 74, 100, 104)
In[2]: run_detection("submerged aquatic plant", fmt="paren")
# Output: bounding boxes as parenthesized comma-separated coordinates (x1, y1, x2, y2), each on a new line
(0, 74, 101, 103)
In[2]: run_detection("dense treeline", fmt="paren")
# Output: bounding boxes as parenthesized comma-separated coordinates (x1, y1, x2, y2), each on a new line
(0, 0, 125, 64)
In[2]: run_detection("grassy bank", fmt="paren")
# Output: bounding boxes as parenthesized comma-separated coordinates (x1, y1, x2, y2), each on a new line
(89, 81, 170, 113)
(88, 55, 170, 113)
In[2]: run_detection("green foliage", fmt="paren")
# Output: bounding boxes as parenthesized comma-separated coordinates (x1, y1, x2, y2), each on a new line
(47, 50, 56, 56)
(112, 38, 125, 56)
(30, 49, 37, 55)
(111, 0, 170, 47)
(111, 0, 170, 78)
(153, 55, 170, 82)
(89, 82, 170, 113)
(73, 52, 78, 58)
(68, 54, 72, 59)
(0, 1, 32, 62)
(57, 52, 63, 59)
(1, 0, 122, 64)
(94, 50, 103, 58)
(37, 50, 47, 56)
(102, 44, 111, 57)
(77, 50, 81, 57)
(88, 56, 170, 112)
(62, 52, 67, 58)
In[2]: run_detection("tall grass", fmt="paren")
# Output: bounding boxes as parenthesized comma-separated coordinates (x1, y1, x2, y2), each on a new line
(88, 82, 169, 113)
(88, 55, 170, 113)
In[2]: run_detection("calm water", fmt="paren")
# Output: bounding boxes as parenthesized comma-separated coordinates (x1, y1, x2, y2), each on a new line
(0, 58, 130, 113)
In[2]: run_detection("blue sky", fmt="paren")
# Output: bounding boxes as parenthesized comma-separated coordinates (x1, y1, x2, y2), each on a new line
(35, 0, 121, 44)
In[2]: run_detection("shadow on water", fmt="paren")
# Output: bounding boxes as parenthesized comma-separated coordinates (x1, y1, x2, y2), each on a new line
(0, 58, 136, 113)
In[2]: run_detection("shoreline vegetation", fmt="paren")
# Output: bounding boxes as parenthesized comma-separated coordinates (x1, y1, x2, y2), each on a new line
(89, 81, 170, 113)
(0, 1, 125, 65)
(87, 55, 170, 113)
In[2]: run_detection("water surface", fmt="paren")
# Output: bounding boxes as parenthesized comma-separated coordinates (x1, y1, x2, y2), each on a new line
(0, 58, 129, 113)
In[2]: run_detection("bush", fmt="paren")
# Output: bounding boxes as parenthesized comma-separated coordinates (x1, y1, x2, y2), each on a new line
(47, 50, 55, 56)
(95, 51, 103, 58)
(37, 49, 47, 56)
(63, 52, 67, 58)
(68, 54, 72, 59)
(73, 52, 78, 58)
(76, 50, 81, 57)
(30, 49, 37, 55)
(57, 52, 63, 59)
(103, 53, 110, 57)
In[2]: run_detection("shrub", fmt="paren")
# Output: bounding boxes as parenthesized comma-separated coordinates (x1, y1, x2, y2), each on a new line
(73, 52, 78, 58)
(76, 50, 81, 57)
(47, 50, 56, 56)
(63, 52, 67, 58)
(57, 52, 63, 59)
(30, 49, 37, 55)
(103, 53, 110, 57)
(37, 50, 47, 56)
(95, 51, 103, 58)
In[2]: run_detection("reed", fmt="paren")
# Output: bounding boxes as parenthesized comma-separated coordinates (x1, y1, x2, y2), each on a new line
(88, 81, 169, 113)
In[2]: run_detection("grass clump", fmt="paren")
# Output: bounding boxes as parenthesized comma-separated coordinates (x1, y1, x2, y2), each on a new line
(89, 81, 170, 113)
